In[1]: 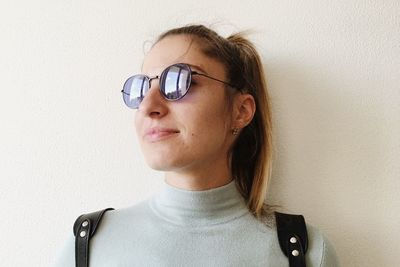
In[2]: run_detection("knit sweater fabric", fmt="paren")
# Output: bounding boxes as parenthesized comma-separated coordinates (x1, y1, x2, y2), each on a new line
(54, 180, 340, 266)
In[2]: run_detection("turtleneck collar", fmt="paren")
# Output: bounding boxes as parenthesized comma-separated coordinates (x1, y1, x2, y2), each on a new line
(149, 179, 249, 227)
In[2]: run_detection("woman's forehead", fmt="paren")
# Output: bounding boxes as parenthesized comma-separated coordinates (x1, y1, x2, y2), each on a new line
(142, 35, 226, 77)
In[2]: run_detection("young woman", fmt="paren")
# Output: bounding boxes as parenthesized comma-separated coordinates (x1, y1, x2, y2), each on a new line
(55, 25, 339, 266)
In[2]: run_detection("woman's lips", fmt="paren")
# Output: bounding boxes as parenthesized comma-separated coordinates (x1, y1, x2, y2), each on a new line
(144, 127, 180, 142)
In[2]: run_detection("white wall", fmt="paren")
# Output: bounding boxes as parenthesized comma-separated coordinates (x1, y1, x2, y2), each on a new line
(0, 1, 398, 266)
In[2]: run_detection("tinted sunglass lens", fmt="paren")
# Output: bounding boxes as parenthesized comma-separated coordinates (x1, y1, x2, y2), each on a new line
(122, 75, 149, 109)
(160, 64, 191, 100)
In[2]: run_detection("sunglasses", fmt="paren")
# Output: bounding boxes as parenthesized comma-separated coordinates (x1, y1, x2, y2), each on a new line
(121, 63, 237, 109)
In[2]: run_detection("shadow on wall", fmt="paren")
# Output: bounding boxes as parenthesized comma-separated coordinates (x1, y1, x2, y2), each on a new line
(265, 59, 389, 266)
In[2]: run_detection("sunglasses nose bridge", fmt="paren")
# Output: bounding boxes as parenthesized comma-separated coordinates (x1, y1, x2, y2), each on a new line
(148, 76, 160, 90)
(141, 75, 164, 104)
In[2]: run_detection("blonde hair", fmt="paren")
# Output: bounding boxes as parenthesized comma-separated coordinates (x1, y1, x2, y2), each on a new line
(156, 24, 277, 225)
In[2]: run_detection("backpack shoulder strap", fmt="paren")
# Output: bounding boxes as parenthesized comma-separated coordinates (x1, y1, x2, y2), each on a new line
(73, 208, 114, 267)
(275, 211, 309, 267)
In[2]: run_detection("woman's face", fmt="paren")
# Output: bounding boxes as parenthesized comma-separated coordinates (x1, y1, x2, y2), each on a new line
(134, 35, 237, 176)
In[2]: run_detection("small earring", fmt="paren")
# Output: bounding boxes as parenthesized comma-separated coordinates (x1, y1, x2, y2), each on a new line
(232, 128, 239, 135)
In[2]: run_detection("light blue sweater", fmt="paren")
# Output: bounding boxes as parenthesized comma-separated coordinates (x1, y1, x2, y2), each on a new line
(55, 180, 340, 266)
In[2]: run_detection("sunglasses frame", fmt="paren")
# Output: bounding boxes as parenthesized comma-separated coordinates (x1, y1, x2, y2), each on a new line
(121, 63, 238, 109)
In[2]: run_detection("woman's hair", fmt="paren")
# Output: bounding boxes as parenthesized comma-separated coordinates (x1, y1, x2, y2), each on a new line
(155, 24, 277, 225)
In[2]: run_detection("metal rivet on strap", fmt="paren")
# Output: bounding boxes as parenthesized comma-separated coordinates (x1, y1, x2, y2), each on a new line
(80, 230, 87, 238)
(82, 220, 88, 227)
(290, 237, 297, 243)
(292, 250, 299, 256)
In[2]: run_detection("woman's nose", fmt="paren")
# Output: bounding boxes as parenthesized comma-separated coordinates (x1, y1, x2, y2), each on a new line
(138, 80, 168, 118)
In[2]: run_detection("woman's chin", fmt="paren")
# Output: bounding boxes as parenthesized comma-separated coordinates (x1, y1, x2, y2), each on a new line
(144, 158, 178, 172)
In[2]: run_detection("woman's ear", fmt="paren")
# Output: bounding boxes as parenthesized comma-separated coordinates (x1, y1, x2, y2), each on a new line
(232, 93, 256, 129)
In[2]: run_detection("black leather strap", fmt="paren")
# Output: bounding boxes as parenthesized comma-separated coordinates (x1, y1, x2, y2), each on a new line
(73, 208, 114, 267)
(275, 211, 308, 267)
(73, 208, 306, 266)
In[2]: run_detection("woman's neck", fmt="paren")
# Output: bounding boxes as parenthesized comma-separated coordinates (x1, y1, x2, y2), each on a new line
(164, 163, 233, 191)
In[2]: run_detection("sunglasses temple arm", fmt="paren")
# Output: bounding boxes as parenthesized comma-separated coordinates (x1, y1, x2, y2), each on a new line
(193, 72, 237, 89)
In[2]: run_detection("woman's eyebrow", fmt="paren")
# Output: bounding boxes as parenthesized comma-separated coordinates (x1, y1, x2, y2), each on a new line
(187, 63, 209, 75)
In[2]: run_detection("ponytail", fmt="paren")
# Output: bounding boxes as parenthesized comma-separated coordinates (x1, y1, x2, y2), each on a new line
(227, 33, 275, 223)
